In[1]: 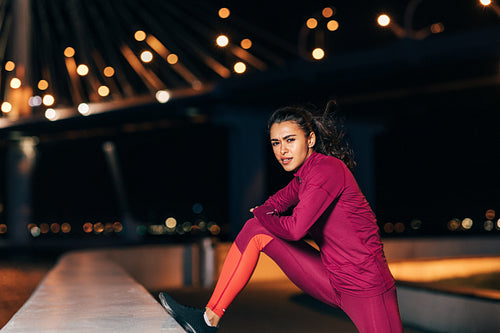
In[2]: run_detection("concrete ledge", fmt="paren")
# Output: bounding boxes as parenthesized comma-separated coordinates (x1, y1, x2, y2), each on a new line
(0, 250, 184, 332)
(398, 284, 500, 333)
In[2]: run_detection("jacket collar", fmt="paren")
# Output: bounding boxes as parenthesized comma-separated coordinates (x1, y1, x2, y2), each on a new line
(294, 150, 320, 179)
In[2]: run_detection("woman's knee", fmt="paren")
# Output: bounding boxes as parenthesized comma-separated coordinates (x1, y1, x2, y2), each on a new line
(235, 218, 273, 249)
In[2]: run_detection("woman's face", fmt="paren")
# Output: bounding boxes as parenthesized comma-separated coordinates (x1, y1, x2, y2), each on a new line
(270, 120, 315, 172)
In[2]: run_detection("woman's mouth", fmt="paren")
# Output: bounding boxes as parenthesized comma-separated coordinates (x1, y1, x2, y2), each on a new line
(281, 158, 292, 165)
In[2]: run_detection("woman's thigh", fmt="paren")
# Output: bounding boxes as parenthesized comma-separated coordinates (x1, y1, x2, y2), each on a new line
(236, 218, 340, 308)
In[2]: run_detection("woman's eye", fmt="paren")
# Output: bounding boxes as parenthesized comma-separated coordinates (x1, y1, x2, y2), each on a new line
(271, 142, 279, 146)
(287, 138, 295, 143)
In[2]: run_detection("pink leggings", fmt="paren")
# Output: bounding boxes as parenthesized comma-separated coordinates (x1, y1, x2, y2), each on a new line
(207, 218, 403, 333)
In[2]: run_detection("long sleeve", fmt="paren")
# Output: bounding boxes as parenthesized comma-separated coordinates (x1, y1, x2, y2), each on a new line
(262, 176, 300, 213)
(254, 159, 346, 241)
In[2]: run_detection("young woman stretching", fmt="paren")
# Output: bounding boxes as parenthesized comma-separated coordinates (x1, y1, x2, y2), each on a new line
(159, 101, 403, 333)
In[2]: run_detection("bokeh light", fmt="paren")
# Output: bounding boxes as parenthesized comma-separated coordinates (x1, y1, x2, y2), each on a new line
(1, 102, 12, 113)
(377, 14, 391, 27)
(134, 30, 147, 41)
(64, 47, 75, 57)
(140, 50, 153, 63)
(240, 38, 252, 49)
(167, 53, 178, 64)
(327, 20, 339, 31)
(43, 94, 55, 106)
(234, 62, 246, 73)
(306, 18, 318, 29)
(45, 108, 58, 121)
(10, 78, 22, 89)
(312, 48, 325, 60)
(5, 60, 15, 71)
(103, 66, 115, 77)
(78, 103, 90, 115)
(155, 90, 170, 103)
(76, 64, 89, 76)
(462, 217, 473, 230)
(480, 0, 492, 6)
(98, 85, 110, 97)
(218, 7, 230, 19)
(38, 80, 49, 90)
(216, 35, 229, 47)
(322, 7, 334, 18)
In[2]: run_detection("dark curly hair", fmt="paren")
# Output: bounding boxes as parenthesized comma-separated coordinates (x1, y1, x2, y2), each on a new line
(267, 100, 356, 170)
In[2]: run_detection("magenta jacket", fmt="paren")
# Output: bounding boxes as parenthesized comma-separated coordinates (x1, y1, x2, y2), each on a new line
(253, 151, 395, 297)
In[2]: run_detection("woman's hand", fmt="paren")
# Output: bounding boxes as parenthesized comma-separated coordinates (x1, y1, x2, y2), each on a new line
(249, 206, 259, 213)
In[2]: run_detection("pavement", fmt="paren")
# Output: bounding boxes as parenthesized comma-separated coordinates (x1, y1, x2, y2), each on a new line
(156, 280, 433, 333)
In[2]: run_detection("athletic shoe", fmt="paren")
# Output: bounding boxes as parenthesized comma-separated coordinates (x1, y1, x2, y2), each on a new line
(158, 292, 218, 333)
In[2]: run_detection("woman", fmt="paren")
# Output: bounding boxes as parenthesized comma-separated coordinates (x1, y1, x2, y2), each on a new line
(159, 101, 403, 333)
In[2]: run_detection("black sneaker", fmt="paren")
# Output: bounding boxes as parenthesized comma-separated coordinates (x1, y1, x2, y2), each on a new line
(158, 292, 218, 333)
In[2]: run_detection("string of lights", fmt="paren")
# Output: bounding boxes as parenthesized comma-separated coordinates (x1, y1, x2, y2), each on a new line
(0, 0, 497, 126)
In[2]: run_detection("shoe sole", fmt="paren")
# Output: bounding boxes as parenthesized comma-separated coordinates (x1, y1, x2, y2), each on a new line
(159, 292, 197, 333)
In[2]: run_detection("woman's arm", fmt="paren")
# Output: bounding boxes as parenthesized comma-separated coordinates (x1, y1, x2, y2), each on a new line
(262, 176, 300, 213)
(254, 160, 346, 241)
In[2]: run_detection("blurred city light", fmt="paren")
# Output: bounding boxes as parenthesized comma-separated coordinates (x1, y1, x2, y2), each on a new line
(78, 103, 90, 115)
(103, 66, 115, 77)
(64, 47, 75, 57)
(76, 64, 89, 76)
(38, 79, 49, 90)
(377, 14, 391, 27)
(155, 90, 170, 103)
(44, 108, 58, 121)
(240, 38, 252, 49)
(1, 102, 12, 113)
(218, 8, 230, 19)
(4, 60, 15, 71)
(234, 62, 246, 73)
(134, 30, 147, 41)
(306, 18, 318, 29)
(10, 78, 21, 89)
(140, 51, 153, 63)
(216, 35, 229, 47)
(312, 48, 325, 60)
(42, 94, 55, 106)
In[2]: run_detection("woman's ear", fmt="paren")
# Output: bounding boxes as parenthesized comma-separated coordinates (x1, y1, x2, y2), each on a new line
(308, 132, 316, 148)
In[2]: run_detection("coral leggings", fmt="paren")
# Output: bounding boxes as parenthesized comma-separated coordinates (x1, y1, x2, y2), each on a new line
(206, 218, 403, 333)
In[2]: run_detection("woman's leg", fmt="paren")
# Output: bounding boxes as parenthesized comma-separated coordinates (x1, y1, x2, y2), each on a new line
(341, 286, 403, 333)
(206, 218, 340, 320)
